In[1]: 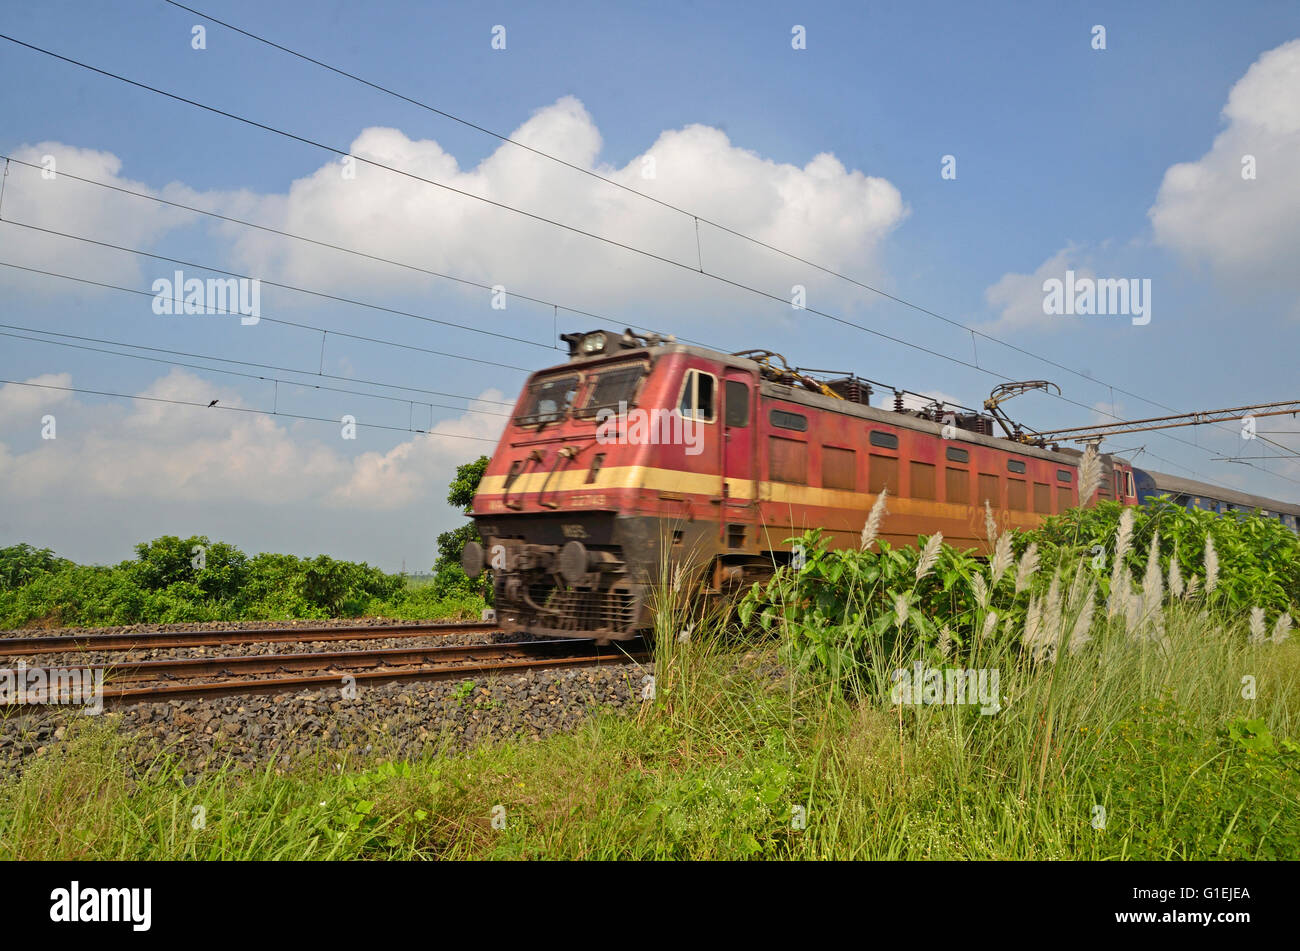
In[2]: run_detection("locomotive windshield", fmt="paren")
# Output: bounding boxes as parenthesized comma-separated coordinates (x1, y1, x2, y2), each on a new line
(576, 363, 646, 417)
(516, 374, 580, 425)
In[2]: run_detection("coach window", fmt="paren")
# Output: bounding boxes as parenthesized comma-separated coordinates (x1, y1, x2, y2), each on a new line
(724, 380, 750, 427)
(678, 369, 717, 423)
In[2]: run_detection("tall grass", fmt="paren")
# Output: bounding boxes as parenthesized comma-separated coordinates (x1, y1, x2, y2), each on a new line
(2, 502, 1297, 859)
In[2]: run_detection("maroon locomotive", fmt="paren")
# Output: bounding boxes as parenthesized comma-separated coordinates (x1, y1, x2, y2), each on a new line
(461, 329, 1137, 641)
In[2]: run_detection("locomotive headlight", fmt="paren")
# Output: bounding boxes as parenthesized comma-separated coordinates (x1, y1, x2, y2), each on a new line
(580, 332, 606, 355)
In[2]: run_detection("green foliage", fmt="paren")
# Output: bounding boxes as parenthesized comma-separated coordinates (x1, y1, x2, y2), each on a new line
(1022, 498, 1300, 616)
(0, 540, 472, 629)
(739, 528, 1004, 685)
(0, 544, 71, 591)
(433, 455, 491, 601)
(1090, 703, 1300, 859)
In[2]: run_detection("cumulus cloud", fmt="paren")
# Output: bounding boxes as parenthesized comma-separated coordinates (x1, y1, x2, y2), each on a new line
(0, 373, 74, 420)
(1149, 38, 1300, 292)
(0, 143, 195, 292)
(224, 97, 907, 317)
(0, 369, 502, 511)
(982, 246, 1096, 332)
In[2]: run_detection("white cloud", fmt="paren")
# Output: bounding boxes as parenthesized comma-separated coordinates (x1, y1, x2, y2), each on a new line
(982, 246, 1096, 332)
(1149, 38, 1300, 291)
(224, 97, 907, 317)
(0, 369, 502, 511)
(0, 144, 194, 292)
(0, 373, 73, 421)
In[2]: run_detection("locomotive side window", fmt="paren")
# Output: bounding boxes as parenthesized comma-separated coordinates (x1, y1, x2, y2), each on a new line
(1057, 485, 1073, 512)
(945, 446, 969, 463)
(724, 380, 750, 427)
(822, 446, 856, 491)
(869, 430, 899, 450)
(910, 461, 936, 500)
(868, 455, 897, 493)
(579, 364, 646, 417)
(678, 369, 717, 422)
(771, 409, 807, 431)
(1057, 469, 1072, 483)
(979, 473, 1000, 508)
(1007, 478, 1028, 511)
(1007, 459, 1027, 474)
(1125, 471, 1136, 498)
(517, 374, 579, 425)
(769, 437, 807, 484)
(945, 467, 970, 504)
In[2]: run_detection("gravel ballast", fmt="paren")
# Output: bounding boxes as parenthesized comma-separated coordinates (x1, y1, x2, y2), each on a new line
(0, 619, 653, 778)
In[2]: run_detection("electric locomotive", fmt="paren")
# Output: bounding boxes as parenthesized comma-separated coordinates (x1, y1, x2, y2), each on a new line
(461, 329, 1150, 641)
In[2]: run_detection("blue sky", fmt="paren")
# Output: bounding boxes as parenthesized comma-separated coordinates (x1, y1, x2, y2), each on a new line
(2, 0, 1299, 569)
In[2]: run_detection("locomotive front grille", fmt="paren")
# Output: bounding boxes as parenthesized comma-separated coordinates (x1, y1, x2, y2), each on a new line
(524, 582, 639, 634)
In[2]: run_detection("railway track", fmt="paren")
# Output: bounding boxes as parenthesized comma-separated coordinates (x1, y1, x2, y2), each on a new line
(1, 629, 650, 708)
(0, 620, 499, 657)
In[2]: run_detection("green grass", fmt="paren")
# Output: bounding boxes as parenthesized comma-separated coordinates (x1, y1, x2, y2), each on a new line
(3, 503, 1297, 859)
(1, 597, 1296, 860)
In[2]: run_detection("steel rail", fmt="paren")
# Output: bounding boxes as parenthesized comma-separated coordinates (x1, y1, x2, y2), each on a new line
(5, 648, 650, 707)
(0, 621, 499, 657)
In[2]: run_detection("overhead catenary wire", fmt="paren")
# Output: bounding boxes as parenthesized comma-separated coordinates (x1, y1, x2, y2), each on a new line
(0, 325, 514, 418)
(0, 376, 503, 442)
(0, 258, 530, 375)
(2, 33, 1293, 485)
(0, 214, 1232, 478)
(154, 0, 1259, 443)
(0, 153, 677, 351)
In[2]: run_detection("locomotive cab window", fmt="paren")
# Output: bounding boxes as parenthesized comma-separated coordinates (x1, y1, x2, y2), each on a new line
(578, 363, 646, 418)
(724, 380, 750, 427)
(678, 369, 717, 422)
(517, 374, 579, 425)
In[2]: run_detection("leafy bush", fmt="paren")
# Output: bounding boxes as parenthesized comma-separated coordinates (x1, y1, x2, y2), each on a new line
(0, 539, 473, 629)
(0, 544, 72, 592)
(1022, 499, 1300, 617)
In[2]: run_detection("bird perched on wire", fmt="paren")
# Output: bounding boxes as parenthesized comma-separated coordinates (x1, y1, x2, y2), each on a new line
(207, 399, 219, 408)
